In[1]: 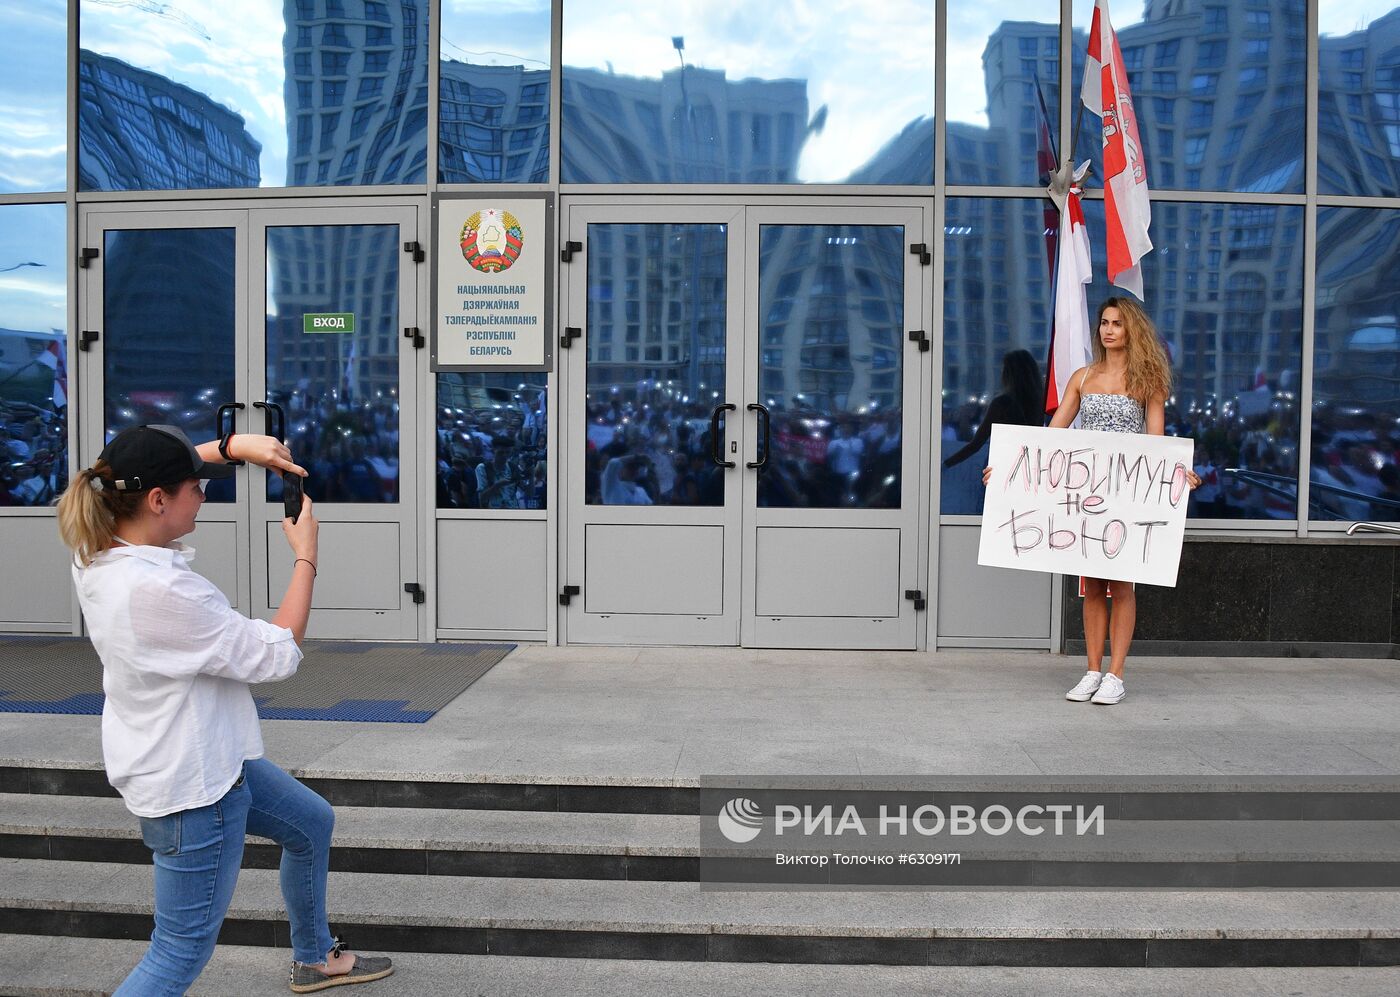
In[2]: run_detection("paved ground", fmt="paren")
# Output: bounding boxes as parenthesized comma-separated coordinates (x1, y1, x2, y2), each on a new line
(1, 646, 1398, 783)
(5, 935, 1400, 997)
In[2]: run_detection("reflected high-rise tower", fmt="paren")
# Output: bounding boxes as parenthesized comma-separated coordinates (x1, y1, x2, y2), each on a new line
(282, 0, 429, 186)
(77, 51, 261, 191)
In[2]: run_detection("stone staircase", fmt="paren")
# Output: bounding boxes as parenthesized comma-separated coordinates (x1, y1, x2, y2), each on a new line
(3, 763, 1400, 978)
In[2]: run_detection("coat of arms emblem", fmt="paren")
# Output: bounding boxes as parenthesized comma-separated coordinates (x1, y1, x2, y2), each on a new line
(460, 209, 523, 273)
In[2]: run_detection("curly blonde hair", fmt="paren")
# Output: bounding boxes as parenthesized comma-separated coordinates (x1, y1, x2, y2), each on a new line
(1091, 296, 1172, 404)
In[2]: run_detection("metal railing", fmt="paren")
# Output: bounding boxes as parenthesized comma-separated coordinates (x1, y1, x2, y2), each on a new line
(1346, 522, 1400, 536)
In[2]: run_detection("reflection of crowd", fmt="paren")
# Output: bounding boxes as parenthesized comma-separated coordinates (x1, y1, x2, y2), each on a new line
(437, 388, 546, 510)
(584, 383, 722, 506)
(275, 386, 401, 504)
(0, 404, 66, 507)
(758, 408, 902, 509)
(583, 380, 902, 509)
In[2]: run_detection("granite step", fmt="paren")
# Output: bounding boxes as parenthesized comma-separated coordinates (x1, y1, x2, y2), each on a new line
(7, 934, 1400, 996)
(2, 858, 1399, 967)
(7, 763, 1400, 819)
(4, 794, 1400, 888)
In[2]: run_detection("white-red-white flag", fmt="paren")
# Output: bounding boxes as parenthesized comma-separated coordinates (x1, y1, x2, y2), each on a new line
(36, 336, 67, 409)
(1046, 184, 1094, 414)
(1082, 0, 1152, 299)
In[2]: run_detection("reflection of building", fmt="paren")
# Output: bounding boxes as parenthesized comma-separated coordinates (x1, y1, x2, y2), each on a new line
(77, 51, 261, 190)
(1318, 9, 1400, 197)
(757, 228, 904, 414)
(282, 0, 428, 185)
(563, 66, 810, 183)
(439, 62, 549, 183)
(1314, 209, 1400, 407)
(102, 228, 237, 438)
(265, 225, 401, 406)
(585, 224, 727, 397)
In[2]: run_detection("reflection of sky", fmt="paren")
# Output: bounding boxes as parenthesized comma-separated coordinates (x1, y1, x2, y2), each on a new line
(562, 0, 934, 183)
(443, 0, 550, 68)
(0, 204, 67, 333)
(947, 1, 1059, 128)
(0, 2, 66, 193)
(1320, 1, 1400, 34)
(80, 0, 288, 186)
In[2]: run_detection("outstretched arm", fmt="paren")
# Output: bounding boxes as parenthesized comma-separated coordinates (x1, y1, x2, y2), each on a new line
(196, 434, 308, 477)
(944, 396, 1014, 468)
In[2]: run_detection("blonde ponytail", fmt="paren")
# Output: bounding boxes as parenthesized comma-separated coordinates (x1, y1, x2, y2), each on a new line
(56, 461, 143, 567)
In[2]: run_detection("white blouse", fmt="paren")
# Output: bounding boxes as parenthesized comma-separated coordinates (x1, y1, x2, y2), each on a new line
(73, 541, 302, 817)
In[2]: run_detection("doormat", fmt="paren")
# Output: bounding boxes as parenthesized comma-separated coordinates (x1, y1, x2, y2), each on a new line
(0, 637, 514, 723)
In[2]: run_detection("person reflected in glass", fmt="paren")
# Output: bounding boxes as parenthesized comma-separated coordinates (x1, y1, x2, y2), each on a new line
(943, 348, 1045, 470)
(983, 299, 1199, 705)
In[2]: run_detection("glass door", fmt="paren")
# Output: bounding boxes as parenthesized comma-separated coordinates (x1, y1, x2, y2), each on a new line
(81, 208, 250, 611)
(81, 204, 422, 639)
(249, 206, 421, 640)
(562, 205, 746, 644)
(740, 207, 927, 649)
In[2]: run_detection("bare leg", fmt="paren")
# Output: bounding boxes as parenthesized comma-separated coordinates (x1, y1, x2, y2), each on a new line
(1107, 581, 1136, 677)
(1081, 577, 1109, 672)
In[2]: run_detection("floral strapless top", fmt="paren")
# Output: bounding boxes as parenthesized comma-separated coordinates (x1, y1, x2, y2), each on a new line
(1080, 392, 1145, 434)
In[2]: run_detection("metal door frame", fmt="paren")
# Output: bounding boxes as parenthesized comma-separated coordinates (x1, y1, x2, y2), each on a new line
(741, 204, 930, 649)
(79, 206, 252, 614)
(78, 198, 425, 639)
(560, 202, 747, 644)
(247, 203, 424, 639)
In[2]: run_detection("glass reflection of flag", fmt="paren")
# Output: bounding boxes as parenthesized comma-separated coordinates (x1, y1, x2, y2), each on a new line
(1033, 74, 1059, 283)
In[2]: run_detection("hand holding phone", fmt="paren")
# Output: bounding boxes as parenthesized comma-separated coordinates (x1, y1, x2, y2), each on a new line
(283, 471, 303, 523)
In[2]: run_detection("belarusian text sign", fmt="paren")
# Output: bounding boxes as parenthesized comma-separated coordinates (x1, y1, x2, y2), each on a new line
(977, 424, 1194, 587)
(433, 193, 553, 371)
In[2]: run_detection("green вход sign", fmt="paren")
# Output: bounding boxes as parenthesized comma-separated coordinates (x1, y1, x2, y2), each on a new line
(303, 312, 355, 333)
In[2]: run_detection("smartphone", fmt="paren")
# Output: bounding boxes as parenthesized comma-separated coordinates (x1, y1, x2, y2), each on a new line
(283, 471, 303, 523)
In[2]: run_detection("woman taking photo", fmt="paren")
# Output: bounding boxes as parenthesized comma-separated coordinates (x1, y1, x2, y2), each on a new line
(56, 424, 392, 995)
(985, 298, 1198, 705)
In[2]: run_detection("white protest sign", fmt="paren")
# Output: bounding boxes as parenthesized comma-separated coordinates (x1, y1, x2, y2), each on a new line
(977, 425, 1194, 587)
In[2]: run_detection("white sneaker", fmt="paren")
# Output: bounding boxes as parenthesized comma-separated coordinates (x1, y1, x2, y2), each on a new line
(1066, 671, 1103, 702)
(1091, 673, 1125, 705)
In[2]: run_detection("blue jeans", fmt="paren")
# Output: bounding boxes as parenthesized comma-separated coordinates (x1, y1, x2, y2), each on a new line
(114, 758, 337, 996)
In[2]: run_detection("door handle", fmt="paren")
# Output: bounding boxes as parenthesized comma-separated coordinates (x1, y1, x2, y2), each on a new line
(709, 403, 736, 468)
(746, 403, 771, 470)
(252, 400, 286, 442)
(215, 402, 246, 465)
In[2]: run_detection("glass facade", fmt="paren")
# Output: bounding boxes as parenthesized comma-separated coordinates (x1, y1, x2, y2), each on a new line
(757, 225, 906, 509)
(102, 227, 238, 503)
(584, 223, 727, 506)
(1072, 0, 1307, 194)
(265, 224, 402, 505)
(0, 204, 67, 506)
(78, 0, 430, 190)
(437, 373, 547, 508)
(439, 0, 551, 183)
(561, 0, 935, 184)
(1, 0, 1398, 531)
(1080, 198, 1306, 521)
(0, 2, 66, 193)
(947, 3, 1061, 186)
(1312, 206, 1400, 522)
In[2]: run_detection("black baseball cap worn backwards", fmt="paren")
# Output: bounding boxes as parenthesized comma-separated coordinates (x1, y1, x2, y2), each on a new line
(98, 425, 237, 492)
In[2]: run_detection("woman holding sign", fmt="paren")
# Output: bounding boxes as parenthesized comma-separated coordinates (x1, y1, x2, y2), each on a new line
(984, 298, 1198, 705)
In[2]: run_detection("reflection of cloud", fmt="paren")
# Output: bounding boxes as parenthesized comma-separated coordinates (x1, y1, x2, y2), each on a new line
(1319, 0, 1390, 34)
(82, 0, 288, 187)
(562, 0, 933, 182)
